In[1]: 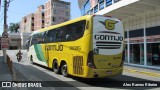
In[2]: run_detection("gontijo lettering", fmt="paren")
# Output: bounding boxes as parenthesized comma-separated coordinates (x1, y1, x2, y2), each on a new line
(94, 34, 123, 41)
(45, 45, 63, 51)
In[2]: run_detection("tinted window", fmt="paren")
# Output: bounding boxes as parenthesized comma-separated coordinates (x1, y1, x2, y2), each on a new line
(45, 30, 56, 43)
(31, 20, 86, 44)
(31, 34, 38, 45)
(129, 29, 143, 38)
(146, 26, 160, 36)
(65, 20, 86, 41)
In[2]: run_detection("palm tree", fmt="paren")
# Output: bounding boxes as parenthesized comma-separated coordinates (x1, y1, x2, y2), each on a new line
(8, 23, 20, 33)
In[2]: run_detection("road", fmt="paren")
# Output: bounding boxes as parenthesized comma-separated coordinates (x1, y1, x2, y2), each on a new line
(4, 50, 160, 90)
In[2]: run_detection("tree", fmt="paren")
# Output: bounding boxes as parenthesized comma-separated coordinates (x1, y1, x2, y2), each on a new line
(8, 23, 20, 33)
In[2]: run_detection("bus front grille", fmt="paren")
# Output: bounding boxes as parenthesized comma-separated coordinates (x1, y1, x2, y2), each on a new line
(73, 56, 84, 75)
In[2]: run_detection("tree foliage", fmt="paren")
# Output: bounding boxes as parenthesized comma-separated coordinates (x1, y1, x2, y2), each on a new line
(8, 23, 20, 33)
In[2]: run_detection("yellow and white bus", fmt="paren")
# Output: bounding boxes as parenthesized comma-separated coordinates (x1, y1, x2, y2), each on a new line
(27, 15, 124, 78)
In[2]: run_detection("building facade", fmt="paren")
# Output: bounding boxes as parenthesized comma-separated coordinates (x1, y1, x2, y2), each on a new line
(44, 0, 70, 27)
(79, 0, 160, 69)
(18, 0, 71, 49)
(0, 33, 21, 50)
(20, 0, 70, 31)
(34, 5, 45, 31)
(20, 13, 34, 33)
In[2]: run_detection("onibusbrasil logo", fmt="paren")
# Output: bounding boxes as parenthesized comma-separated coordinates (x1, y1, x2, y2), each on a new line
(1, 82, 42, 87)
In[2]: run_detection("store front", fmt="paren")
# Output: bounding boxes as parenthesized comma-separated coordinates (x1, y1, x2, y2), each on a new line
(78, 0, 160, 70)
(147, 42, 160, 67)
(130, 43, 144, 65)
(125, 32, 160, 69)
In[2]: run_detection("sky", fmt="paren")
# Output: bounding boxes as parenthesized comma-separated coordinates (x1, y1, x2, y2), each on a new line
(0, 0, 81, 34)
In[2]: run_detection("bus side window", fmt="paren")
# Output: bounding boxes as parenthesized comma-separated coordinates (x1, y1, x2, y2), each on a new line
(74, 20, 85, 39)
(41, 32, 46, 43)
(31, 36, 34, 45)
(26, 37, 30, 50)
(59, 27, 66, 42)
(55, 29, 59, 42)
(45, 30, 55, 43)
(65, 20, 86, 41)
(37, 33, 43, 44)
(51, 30, 56, 42)
(66, 31, 71, 41)
(43, 31, 48, 43)
(27, 37, 31, 46)
(31, 35, 38, 45)
(65, 24, 74, 41)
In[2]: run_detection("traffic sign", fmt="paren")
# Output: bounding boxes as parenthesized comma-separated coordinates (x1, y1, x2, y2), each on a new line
(1, 38, 10, 50)
(1, 42, 9, 49)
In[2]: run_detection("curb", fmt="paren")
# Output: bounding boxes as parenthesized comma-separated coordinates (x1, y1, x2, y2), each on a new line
(6, 54, 18, 81)
(124, 68, 160, 77)
(7, 55, 13, 73)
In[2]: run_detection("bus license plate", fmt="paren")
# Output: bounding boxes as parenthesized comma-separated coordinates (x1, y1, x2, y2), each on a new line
(106, 71, 112, 74)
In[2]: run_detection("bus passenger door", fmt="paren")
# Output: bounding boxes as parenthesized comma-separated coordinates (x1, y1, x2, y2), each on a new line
(44, 30, 56, 67)
(44, 31, 50, 67)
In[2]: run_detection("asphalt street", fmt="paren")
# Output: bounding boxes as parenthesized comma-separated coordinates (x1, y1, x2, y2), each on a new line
(4, 50, 160, 90)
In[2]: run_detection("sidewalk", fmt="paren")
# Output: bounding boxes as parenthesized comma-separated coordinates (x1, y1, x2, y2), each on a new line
(0, 54, 12, 81)
(124, 65, 160, 77)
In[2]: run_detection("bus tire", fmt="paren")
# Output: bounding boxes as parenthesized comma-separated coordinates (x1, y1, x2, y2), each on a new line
(61, 62, 68, 77)
(53, 60, 60, 74)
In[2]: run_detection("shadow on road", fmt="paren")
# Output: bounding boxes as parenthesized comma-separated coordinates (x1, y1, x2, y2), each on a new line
(12, 62, 80, 90)
(13, 62, 160, 89)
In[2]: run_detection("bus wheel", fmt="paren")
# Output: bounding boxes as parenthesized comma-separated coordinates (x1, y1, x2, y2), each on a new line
(61, 63, 68, 77)
(53, 60, 60, 74)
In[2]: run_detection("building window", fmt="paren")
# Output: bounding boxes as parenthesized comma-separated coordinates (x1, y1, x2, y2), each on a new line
(65, 5, 69, 9)
(42, 13, 44, 16)
(147, 43, 160, 67)
(99, 0, 104, 10)
(54, 9, 56, 14)
(130, 44, 144, 65)
(90, 9, 93, 15)
(94, 5, 98, 13)
(106, 0, 112, 6)
(84, 0, 90, 14)
(24, 19, 27, 23)
(65, 11, 69, 16)
(129, 29, 144, 38)
(146, 26, 160, 36)
(81, 6, 85, 16)
(42, 20, 44, 23)
(125, 44, 128, 63)
(52, 17, 56, 22)
(32, 17, 34, 20)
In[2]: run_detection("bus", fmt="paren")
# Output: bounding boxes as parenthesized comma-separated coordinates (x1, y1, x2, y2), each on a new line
(27, 15, 124, 78)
